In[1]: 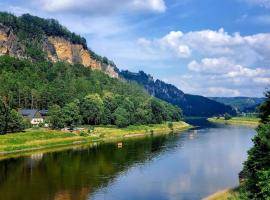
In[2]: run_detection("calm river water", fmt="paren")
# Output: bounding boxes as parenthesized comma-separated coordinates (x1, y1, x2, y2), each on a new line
(0, 119, 255, 200)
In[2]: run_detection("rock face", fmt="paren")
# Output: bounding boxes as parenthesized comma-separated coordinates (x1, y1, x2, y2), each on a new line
(120, 70, 237, 117)
(0, 24, 118, 78)
(0, 24, 24, 58)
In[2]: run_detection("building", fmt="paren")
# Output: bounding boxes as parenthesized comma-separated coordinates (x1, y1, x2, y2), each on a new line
(19, 109, 45, 125)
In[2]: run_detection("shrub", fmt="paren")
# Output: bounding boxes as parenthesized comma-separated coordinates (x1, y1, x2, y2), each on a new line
(224, 113, 232, 120)
(168, 122, 174, 131)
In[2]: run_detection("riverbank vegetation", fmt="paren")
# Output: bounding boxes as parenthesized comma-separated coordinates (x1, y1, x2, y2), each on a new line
(203, 188, 239, 200)
(208, 116, 259, 127)
(0, 121, 190, 156)
(206, 91, 270, 199)
(239, 91, 270, 199)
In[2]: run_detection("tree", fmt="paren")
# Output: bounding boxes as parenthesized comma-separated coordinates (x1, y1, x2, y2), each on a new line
(240, 91, 270, 199)
(224, 113, 232, 120)
(113, 107, 130, 128)
(168, 122, 174, 131)
(47, 105, 65, 129)
(80, 94, 104, 125)
(259, 91, 270, 123)
(0, 98, 9, 134)
(150, 98, 165, 124)
(0, 98, 25, 134)
(63, 101, 81, 129)
(7, 109, 25, 133)
(101, 93, 118, 125)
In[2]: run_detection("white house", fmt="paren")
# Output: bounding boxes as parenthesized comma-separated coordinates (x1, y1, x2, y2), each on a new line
(19, 109, 44, 125)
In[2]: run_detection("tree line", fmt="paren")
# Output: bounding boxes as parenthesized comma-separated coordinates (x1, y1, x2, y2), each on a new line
(47, 93, 182, 129)
(0, 55, 182, 131)
(239, 91, 270, 199)
(0, 98, 25, 134)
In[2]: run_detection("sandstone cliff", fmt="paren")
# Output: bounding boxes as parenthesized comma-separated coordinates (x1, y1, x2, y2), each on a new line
(0, 24, 24, 58)
(0, 24, 118, 78)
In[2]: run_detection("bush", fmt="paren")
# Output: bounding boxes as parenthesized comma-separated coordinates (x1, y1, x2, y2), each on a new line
(224, 113, 232, 120)
(168, 122, 173, 130)
(79, 131, 88, 137)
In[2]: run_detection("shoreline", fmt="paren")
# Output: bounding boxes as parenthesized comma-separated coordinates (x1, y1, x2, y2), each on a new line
(0, 121, 191, 160)
(208, 117, 259, 127)
(203, 188, 239, 200)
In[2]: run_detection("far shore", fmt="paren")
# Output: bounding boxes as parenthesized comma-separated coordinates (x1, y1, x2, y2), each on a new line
(203, 188, 239, 200)
(208, 116, 259, 127)
(0, 121, 191, 160)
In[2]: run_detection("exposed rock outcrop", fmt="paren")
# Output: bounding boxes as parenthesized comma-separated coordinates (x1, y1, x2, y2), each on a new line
(0, 24, 24, 58)
(0, 24, 119, 78)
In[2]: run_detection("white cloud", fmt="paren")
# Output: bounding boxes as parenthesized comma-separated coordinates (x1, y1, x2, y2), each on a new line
(243, 0, 270, 8)
(207, 87, 241, 97)
(255, 15, 270, 24)
(188, 57, 269, 78)
(6, 6, 30, 15)
(139, 29, 270, 66)
(131, 0, 166, 12)
(137, 29, 270, 96)
(32, 0, 166, 14)
(138, 31, 192, 58)
(254, 77, 270, 84)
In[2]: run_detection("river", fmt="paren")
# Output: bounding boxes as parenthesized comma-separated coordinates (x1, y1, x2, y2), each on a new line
(0, 119, 255, 200)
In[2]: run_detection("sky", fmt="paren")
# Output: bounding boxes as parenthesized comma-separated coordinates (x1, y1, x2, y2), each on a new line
(1, 0, 270, 97)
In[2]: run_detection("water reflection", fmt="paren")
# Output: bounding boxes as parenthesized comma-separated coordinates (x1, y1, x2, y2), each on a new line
(0, 120, 255, 200)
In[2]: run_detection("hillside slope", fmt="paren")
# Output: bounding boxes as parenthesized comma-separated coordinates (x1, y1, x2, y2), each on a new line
(0, 12, 236, 118)
(120, 70, 236, 117)
(210, 97, 265, 113)
(0, 12, 118, 78)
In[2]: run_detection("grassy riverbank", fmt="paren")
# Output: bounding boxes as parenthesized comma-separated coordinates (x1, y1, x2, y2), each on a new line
(203, 188, 240, 200)
(208, 116, 259, 127)
(0, 121, 191, 158)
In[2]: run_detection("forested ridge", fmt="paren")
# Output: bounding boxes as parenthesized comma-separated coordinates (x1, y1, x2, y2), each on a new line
(0, 12, 114, 65)
(0, 55, 182, 132)
(120, 70, 236, 117)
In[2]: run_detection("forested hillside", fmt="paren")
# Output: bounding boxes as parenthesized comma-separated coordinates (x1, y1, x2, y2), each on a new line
(0, 12, 119, 77)
(120, 70, 236, 117)
(210, 97, 265, 113)
(0, 56, 181, 130)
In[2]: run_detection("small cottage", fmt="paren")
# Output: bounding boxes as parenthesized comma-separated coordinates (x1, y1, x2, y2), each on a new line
(19, 109, 44, 125)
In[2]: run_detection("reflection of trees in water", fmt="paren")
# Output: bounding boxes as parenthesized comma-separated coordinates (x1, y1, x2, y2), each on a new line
(0, 134, 181, 200)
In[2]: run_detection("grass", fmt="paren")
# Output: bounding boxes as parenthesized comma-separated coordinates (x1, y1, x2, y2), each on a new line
(0, 121, 191, 158)
(208, 116, 259, 127)
(203, 188, 240, 200)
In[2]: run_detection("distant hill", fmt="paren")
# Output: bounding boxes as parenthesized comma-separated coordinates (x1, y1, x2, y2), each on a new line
(120, 70, 236, 117)
(209, 97, 266, 113)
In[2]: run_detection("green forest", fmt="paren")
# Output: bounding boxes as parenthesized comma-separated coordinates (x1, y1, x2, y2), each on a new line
(239, 91, 270, 199)
(0, 55, 182, 133)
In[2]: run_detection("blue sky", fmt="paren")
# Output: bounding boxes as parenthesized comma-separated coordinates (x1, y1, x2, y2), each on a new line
(1, 0, 270, 97)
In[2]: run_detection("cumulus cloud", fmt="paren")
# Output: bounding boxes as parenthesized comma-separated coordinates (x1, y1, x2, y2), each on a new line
(243, 0, 270, 8)
(207, 87, 241, 97)
(139, 29, 270, 66)
(32, 0, 166, 14)
(254, 15, 270, 24)
(138, 29, 270, 96)
(184, 57, 270, 96)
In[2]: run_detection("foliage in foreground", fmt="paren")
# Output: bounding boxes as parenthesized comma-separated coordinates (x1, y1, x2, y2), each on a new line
(0, 98, 25, 134)
(240, 91, 270, 199)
